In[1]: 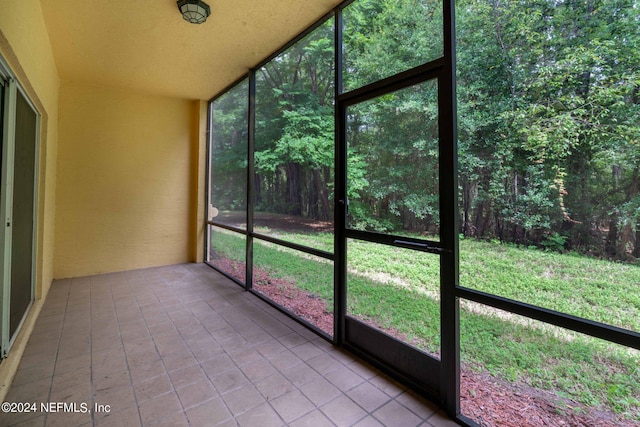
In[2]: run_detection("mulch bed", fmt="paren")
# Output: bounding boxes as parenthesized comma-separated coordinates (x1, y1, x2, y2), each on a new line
(460, 369, 638, 427)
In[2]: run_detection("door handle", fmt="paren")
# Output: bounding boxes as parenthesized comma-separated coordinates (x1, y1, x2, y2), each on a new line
(338, 199, 349, 215)
(393, 239, 450, 254)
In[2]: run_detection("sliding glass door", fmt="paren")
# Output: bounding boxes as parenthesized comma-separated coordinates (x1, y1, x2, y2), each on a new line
(0, 61, 39, 357)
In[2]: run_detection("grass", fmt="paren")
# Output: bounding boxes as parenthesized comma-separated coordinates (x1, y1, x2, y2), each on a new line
(208, 226, 640, 418)
(460, 238, 640, 332)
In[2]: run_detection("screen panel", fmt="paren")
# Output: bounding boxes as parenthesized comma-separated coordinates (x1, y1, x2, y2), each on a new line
(207, 225, 246, 285)
(342, 0, 443, 92)
(254, 19, 335, 253)
(460, 300, 640, 425)
(209, 80, 249, 229)
(346, 79, 440, 239)
(253, 240, 334, 337)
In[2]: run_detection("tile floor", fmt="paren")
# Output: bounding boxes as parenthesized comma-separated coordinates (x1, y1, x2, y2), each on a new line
(1, 263, 459, 427)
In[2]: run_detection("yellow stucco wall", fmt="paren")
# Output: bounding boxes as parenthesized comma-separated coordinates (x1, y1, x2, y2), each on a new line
(54, 81, 195, 278)
(0, 0, 60, 400)
(0, 0, 59, 299)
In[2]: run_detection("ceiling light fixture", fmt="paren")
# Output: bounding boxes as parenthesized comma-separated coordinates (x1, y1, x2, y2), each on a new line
(177, 0, 211, 24)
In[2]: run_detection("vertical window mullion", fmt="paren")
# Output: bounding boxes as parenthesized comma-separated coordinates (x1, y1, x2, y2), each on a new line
(0, 78, 17, 357)
(439, 0, 460, 418)
(334, 6, 345, 345)
(246, 72, 256, 291)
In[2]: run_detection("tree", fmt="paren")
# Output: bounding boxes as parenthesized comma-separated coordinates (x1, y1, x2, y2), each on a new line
(254, 19, 335, 220)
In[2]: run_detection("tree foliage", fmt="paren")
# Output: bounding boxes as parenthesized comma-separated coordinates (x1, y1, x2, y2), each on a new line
(254, 20, 335, 220)
(210, 0, 640, 261)
(458, 0, 640, 259)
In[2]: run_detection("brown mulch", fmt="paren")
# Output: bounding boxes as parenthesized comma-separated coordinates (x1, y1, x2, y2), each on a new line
(216, 211, 334, 233)
(461, 369, 638, 427)
(252, 266, 334, 335)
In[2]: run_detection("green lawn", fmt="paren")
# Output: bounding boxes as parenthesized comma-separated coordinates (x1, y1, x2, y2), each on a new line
(209, 228, 640, 418)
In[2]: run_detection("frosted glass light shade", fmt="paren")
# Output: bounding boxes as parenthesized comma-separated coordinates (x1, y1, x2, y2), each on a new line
(177, 0, 211, 24)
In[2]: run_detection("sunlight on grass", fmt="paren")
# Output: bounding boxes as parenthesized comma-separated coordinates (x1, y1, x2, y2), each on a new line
(460, 239, 640, 332)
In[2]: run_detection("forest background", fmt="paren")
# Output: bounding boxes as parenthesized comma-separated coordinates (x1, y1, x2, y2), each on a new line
(211, 0, 640, 263)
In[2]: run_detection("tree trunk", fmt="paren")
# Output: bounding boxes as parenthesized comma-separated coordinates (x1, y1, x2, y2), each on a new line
(286, 162, 302, 215)
(462, 179, 472, 236)
(605, 215, 617, 257)
(313, 169, 330, 221)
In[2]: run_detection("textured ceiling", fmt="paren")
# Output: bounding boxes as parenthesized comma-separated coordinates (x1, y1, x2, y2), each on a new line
(40, 0, 341, 100)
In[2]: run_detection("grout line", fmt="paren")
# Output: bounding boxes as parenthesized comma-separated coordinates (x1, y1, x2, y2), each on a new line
(9, 265, 455, 427)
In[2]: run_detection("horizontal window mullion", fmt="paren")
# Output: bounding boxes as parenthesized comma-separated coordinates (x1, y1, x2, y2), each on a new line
(457, 286, 640, 351)
(346, 229, 447, 255)
(206, 221, 247, 235)
(338, 58, 445, 106)
(252, 232, 334, 261)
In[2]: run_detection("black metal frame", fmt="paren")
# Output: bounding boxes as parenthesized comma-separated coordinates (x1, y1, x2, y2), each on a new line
(203, 1, 639, 426)
(337, 66, 451, 398)
(440, 0, 460, 416)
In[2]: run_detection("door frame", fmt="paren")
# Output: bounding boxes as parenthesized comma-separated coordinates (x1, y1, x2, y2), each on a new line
(0, 56, 40, 358)
(334, 0, 459, 412)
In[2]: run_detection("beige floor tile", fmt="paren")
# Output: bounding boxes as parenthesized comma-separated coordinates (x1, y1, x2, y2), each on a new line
(306, 352, 341, 376)
(321, 394, 368, 426)
(269, 389, 315, 423)
(4, 265, 460, 427)
(5, 378, 52, 402)
(288, 409, 334, 427)
(263, 350, 302, 371)
(235, 402, 284, 427)
(290, 342, 325, 361)
(133, 374, 172, 403)
(298, 377, 341, 406)
(176, 379, 218, 409)
(425, 411, 461, 427)
(137, 392, 182, 425)
(94, 384, 137, 414)
(238, 359, 276, 382)
(324, 365, 366, 391)
(93, 406, 141, 427)
(347, 381, 391, 412)
(185, 397, 232, 426)
(280, 363, 323, 388)
(373, 400, 422, 426)
(220, 384, 265, 416)
(369, 373, 406, 398)
(129, 360, 166, 385)
(11, 365, 55, 388)
(210, 368, 250, 395)
(51, 367, 91, 394)
(200, 354, 235, 378)
(167, 364, 208, 390)
(254, 373, 295, 401)
(396, 390, 439, 419)
(0, 403, 45, 427)
(43, 415, 90, 427)
(353, 415, 386, 427)
(93, 370, 131, 392)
